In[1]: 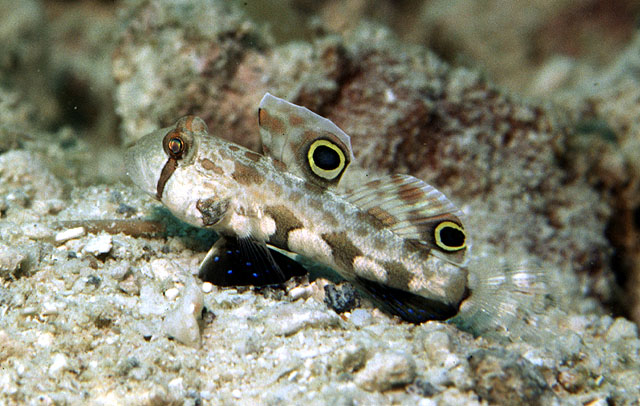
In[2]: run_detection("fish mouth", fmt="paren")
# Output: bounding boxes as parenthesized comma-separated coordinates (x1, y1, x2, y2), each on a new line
(124, 131, 168, 198)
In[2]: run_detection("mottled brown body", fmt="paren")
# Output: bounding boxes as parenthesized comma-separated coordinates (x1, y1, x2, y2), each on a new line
(188, 133, 468, 307)
(126, 94, 500, 324)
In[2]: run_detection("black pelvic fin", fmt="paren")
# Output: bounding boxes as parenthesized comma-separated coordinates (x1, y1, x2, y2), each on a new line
(198, 236, 307, 286)
(354, 276, 462, 323)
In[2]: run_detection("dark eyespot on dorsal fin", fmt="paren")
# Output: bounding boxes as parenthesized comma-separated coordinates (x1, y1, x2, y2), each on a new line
(198, 236, 307, 286)
(258, 93, 354, 189)
(346, 174, 468, 265)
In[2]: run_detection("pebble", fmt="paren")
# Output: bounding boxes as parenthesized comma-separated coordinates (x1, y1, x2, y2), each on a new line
(467, 348, 551, 405)
(202, 282, 213, 293)
(164, 287, 180, 301)
(117, 273, 140, 296)
(168, 377, 185, 398)
(83, 234, 112, 256)
(0, 370, 17, 396)
(110, 261, 130, 280)
(349, 309, 372, 327)
(288, 285, 313, 301)
(54, 227, 85, 243)
(604, 317, 638, 341)
(21, 223, 52, 239)
(150, 258, 175, 281)
(323, 283, 359, 314)
(557, 367, 587, 393)
(335, 342, 368, 373)
(36, 332, 54, 348)
(41, 301, 67, 316)
(585, 399, 609, 406)
(355, 351, 416, 392)
(48, 353, 68, 377)
(0, 243, 25, 277)
(163, 277, 204, 348)
(269, 305, 341, 336)
(139, 284, 167, 316)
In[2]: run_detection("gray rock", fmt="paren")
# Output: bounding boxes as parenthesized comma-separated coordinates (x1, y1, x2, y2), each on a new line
(334, 342, 369, 373)
(268, 304, 342, 336)
(467, 348, 552, 406)
(605, 317, 638, 341)
(355, 351, 417, 392)
(0, 243, 25, 278)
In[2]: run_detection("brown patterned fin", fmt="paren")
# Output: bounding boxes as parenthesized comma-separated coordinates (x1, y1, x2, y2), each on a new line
(347, 174, 468, 265)
(258, 93, 353, 189)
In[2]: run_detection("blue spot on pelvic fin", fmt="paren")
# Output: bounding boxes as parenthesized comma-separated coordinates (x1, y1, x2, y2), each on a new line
(198, 236, 307, 287)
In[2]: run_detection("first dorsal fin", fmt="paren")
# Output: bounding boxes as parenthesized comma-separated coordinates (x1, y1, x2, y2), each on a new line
(258, 93, 354, 189)
(347, 174, 468, 265)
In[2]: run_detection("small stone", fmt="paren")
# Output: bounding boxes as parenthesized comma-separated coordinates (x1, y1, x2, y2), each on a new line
(116, 203, 137, 216)
(348, 309, 372, 327)
(202, 282, 213, 293)
(324, 283, 359, 314)
(150, 258, 175, 281)
(164, 287, 179, 301)
(83, 234, 112, 256)
(407, 378, 439, 397)
(118, 273, 140, 296)
(21, 222, 52, 239)
(355, 351, 416, 392)
(36, 332, 54, 348)
(139, 284, 168, 316)
(288, 285, 313, 301)
(110, 261, 130, 280)
(335, 342, 369, 373)
(163, 278, 204, 348)
(0, 243, 26, 278)
(42, 301, 66, 316)
(468, 348, 551, 406)
(168, 377, 185, 398)
(605, 317, 638, 341)
(584, 398, 608, 406)
(557, 367, 587, 393)
(48, 353, 68, 377)
(269, 305, 341, 336)
(54, 227, 85, 243)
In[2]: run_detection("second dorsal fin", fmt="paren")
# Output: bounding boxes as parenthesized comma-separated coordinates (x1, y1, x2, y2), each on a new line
(258, 93, 354, 189)
(347, 174, 468, 265)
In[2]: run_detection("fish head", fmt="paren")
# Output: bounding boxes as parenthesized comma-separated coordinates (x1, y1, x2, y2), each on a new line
(125, 115, 233, 228)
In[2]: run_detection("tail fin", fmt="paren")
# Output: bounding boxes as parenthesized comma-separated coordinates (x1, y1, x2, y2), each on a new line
(447, 252, 551, 337)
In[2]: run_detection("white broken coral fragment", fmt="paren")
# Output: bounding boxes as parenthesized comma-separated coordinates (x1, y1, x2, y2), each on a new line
(54, 226, 86, 243)
(163, 277, 204, 348)
(0, 243, 26, 277)
(83, 233, 112, 255)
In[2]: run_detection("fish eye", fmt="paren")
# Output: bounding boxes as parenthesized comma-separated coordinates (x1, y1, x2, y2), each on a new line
(434, 221, 466, 251)
(163, 131, 187, 159)
(307, 139, 346, 180)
